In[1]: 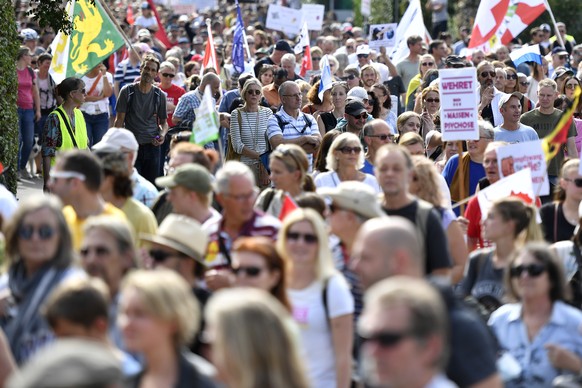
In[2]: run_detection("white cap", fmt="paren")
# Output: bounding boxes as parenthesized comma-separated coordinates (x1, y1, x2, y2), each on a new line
(356, 45, 371, 55)
(347, 86, 368, 102)
(92, 128, 139, 152)
(318, 181, 385, 220)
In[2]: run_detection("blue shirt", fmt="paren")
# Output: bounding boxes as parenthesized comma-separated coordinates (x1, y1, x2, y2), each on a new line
(173, 88, 203, 126)
(361, 158, 374, 175)
(489, 301, 582, 388)
(442, 154, 485, 216)
(494, 123, 539, 143)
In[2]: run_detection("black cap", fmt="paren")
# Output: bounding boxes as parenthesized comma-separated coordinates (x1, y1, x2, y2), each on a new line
(552, 66, 574, 80)
(274, 40, 293, 53)
(445, 55, 465, 66)
(345, 100, 367, 117)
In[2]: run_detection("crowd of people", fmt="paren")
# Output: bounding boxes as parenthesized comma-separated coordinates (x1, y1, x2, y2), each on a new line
(5, 0, 582, 387)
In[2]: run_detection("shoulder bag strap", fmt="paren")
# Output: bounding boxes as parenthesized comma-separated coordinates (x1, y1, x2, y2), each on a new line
(554, 202, 559, 242)
(86, 72, 103, 96)
(54, 108, 79, 148)
(322, 277, 330, 324)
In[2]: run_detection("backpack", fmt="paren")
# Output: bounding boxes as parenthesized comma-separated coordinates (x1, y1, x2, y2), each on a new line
(126, 83, 162, 123)
(274, 112, 313, 134)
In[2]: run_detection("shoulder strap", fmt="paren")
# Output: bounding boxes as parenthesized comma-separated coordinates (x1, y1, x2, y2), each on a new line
(54, 108, 79, 148)
(86, 72, 103, 96)
(554, 202, 559, 242)
(236, 108, 243, 138)
(322, 277, 330, 324)
(414, 200, 433, 261)
(261, 188, 277, 212)
(27, 66, 34, 82)
(126, 83, 136, 111)
(275, 112, 288, 131)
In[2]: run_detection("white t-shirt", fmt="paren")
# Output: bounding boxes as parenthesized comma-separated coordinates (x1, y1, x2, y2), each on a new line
(314, 171, 382, 193)
(80, 72, 113, 115)
(288, 274, 354, 388)
(134, 15, 157, 30)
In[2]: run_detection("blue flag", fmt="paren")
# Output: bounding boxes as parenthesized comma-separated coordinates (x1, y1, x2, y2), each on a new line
(232, 0, 245, 74)
(318, 55, 333, 101)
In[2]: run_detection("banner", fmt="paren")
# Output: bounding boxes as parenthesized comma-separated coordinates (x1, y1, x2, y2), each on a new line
(439, 68, 479, 141)
(266, 5, 302, 36)
(368, 23, 397, 50)
(190, 85, 219, 146)
(496, 140, 549, 196)
(50, 0, 125, 84)
(301, 4, 325, 31)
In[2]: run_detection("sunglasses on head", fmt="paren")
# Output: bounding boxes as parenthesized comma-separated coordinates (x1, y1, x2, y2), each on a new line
(564, 177, 582, 187)
(341, 74, 356, 81)
(246, 89, 261, 95)
(421, 61, 434, 66)
(480, 71, 495, 78)
(19, 224, 56, 240)
(360, 330, 411, 348)
(424, 98, 440, 103)
(510, 263, 546, 278)
(161, 73, 175, 78)
(232, 265, 264, 277)
(286, 231, 318, 244)
(80, 245, 111, 257)
(338, 146, 362, 154)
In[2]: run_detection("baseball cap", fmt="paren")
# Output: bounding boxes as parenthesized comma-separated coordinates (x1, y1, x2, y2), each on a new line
(445, 55, 465, 67)
(178, 15, 189, 23)
(178, 37, 190, 44)
(347, 86, 368, 102)
(551, 46, 568, 56)
(141, 1, 151, 9)
(319, 181, 385, 220)
(356, 45, 371, 56)
(92, 127, 139, 152)
(498, 92, 523, 110)
(155, 163, 213, 194)
(141, 214, 208, 264)
(192, 36, 204, 45)
(274, 40, 293, 53)
(553, 66, 574, 80)
(137, 28, 151, 38)
(539, 23, 551, 32)
(345, 100, 367, 117)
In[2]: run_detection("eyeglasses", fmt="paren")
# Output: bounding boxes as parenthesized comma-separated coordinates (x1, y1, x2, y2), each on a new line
(563, 177, 582, 187)
(161, 73, 175, 78)
(286, 231, 318, 244)
(424, 98, 440, 103)
(80, 245, 111, 257)
(480, 71, 495, 78)
(282, 93, 302, 99)
(566, 84, 578, 90)
(349, 113, 368, 120)
(558, 55, 568, 60)
(519, 81, 530, 86)
(338, 146, 362, 154)
(50, 171, 86, 181)
(341, 74, 356, 81)
(359, 330, 412, 348)
(506, 74, 518, 80)
(311, 57, 321, 61)
(246, 89, 261, 95)
(31, 61, 37, 65)
(421, 62, 434, 66)
(357, 54, 369, 59)
(367, 134, 394, 141)
(18, 224, 56, 240)
(74, 88, 86, 95)
(232, 265, 264, 277)
(510, 263, 546, 278)
(149, 249, 186, 263)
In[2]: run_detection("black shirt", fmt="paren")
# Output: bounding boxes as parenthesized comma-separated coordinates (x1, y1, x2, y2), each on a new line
(540, 202, 576, 243)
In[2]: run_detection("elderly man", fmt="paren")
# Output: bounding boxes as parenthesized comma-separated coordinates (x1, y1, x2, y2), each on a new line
(493, 93, 539, 143)
(351, 217, 502, 388)
(362, 119, 394, 174)
(476, 61, 507, 127)
(267, 81, 321, 164)
(173, 72, 221, 129)
(280, 53, 302, 81)
(442, 120, 493, 214)
(205, 161, 280, 289)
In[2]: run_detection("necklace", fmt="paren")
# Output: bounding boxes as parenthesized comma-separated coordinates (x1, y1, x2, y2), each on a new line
(243, 108, 261, 156)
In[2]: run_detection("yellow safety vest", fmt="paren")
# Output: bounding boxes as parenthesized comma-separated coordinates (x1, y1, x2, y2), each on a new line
(52, 106, 89, 165)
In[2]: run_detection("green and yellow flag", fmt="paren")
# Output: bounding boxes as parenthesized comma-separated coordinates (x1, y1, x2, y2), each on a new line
(50, 0, 125, 84)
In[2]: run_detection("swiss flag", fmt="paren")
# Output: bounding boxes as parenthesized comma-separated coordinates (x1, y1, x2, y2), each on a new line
(468, 0, 510, 48)
(201, 24, 220, 74)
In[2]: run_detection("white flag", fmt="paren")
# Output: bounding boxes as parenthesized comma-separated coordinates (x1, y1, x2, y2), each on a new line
(190, 85, 219, 146)
(389, 0, 431, 64)
(318, 55, 333, 101)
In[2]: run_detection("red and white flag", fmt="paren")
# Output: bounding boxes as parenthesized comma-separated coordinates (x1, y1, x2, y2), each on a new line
(201, 22, 220, 74)
(279, 193, 298, 221)
(295, 23, 312, 77)
(469, 0, 546, 49)
(146, 0, 172, 49)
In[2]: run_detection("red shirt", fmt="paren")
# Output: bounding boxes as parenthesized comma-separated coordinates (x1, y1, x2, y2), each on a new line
(159, 83, 186, 127)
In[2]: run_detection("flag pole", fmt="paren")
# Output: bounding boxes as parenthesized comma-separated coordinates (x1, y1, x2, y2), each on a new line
(96, 0, 140, 58)
(542, 0, 566, 49)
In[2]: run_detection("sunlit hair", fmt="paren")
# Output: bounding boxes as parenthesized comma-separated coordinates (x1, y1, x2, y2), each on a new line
(276, 208, 337, 281)
(4, 194, 74, 269)
(397, 111, 421, 135)
(120, 269, 199, 347)
(491, 197, 542, 241)
(169, 142, 219, 172)
(83, 216, 137, 270)
(241, 78, 263, 103)
(326, 132, 365, 171)
(206, 288, 309, 388)
(418, 54, 436, 74)
(270, 144, 314, 192)
(232, 237, 291, 311)
(215, 161, 256, 194)
(538, 78, 557, 92)
(410, 156, 443, 207)
(555, 158, 580, 201)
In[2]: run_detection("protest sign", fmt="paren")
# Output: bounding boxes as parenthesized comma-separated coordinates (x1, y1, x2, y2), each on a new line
(301, 4, 325, 31)
(368, 23, 397, 50)
(496, 140, 549, 196)
(439, 68, 479, 141)
(477, 168, 536, 221)
(266, 5, 302, 36)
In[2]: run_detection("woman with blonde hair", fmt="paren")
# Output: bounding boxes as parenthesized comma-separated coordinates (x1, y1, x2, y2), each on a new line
(415, 85, 440, 137)
(255, 144, 315, 217)
(409, 156, 466, 283)
(396, 111, 422, 136)
(119, 269, 216, 387)
(277, 208, 354, 388)
(314, 132, 381, 192)
(405, 53, 437, 107)
(229, 78, 273, 189)
(205, 288, 309, 388)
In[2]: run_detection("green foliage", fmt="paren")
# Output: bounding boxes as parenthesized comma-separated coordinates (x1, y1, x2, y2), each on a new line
(353, 0, 394, 29)
(0, 3, 21, 194)
(24, 0, 96, 34)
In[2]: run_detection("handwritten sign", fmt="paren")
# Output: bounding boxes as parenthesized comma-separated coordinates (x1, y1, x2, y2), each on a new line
(439, 68, 479, 142)
(368, 23, 397, 50)
(497, 140, 549, 196)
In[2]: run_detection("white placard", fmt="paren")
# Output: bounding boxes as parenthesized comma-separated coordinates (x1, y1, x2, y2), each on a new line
(266, 5, 302, 36)
(361, 0, 371, 16)
(439, 68, 479, 142)
(162, 0, 218, 14)
(496, 140, 549, 196)
(368, 23, 397, 50)
(301, 4, 325, 31)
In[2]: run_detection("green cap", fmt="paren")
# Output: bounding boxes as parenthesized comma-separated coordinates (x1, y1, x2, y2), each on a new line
(155, 163, 213, 193)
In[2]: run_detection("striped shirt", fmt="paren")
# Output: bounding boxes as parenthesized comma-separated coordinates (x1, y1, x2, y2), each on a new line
(267, 108, 318, 167)
(230, 107, 273, 166)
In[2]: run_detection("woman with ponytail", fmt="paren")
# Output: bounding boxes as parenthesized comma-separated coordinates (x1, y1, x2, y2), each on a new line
(459, 197, 542, 314)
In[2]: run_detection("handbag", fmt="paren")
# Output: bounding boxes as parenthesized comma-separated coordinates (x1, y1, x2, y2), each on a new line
(225, 108, 243, 161)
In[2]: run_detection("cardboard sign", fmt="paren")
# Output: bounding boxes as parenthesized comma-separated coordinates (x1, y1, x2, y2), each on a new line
(439, 68, 479, 142)
(368, 23, 397, 50)
(301, 4, 325, 31)
(266, 5, 302, 36)
(497, 140, 549, 196)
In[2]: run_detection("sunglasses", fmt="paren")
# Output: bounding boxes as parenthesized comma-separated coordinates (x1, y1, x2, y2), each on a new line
(149, 249, 185, 263)
(232, 265, 264, 277)
(510, 263, 546, 278)
(80, 245, 111, 257)
(19, 224, 56, 240)
(367, 98, 376, 105)
(424, 98, 440, 103)
(367, 134, 393, 141)
(338, 146, 362, 154)
(566, 84, 578, 90)
(421, 62, 434, 66)
(312, 57, 321, 61)
(563, 177, 582, 187)
(31, 61, 37, 65)
(520, 81, 530, 86)
(286, 231, 318, 244)
(506, 74, 518, 80)
(329, 203, 351, 214)
(350, 113, 368, 120)
(360, 330, 411, 348)
(558, 55, 568, 60)
(161, 73, 175, 78)
(346, 46, 355, 50)
(246, 89, 261, 95)
(341, 74, 356, 81)
(480, 71, 495, 78)
(357, 54, 369, 59)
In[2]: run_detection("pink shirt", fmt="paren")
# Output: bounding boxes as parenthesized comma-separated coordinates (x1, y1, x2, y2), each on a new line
(17, 68, 35, 109)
